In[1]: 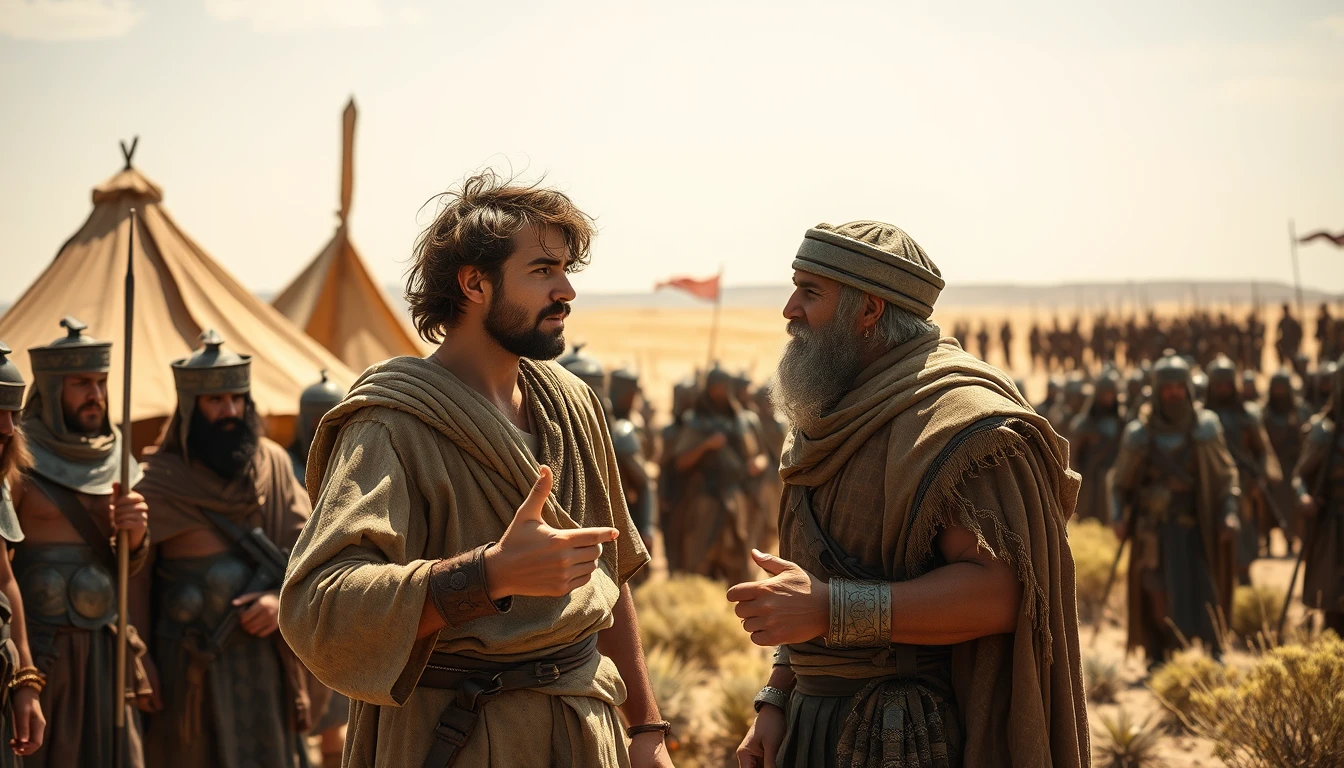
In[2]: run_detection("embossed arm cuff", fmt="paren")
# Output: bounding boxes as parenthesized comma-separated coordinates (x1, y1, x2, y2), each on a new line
(825, 578, 892, 649)
(428, 543, 511, 628)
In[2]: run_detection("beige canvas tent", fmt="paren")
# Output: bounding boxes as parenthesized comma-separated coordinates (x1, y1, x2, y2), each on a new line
(0, 142, 356, 453)
(272, 99, 426, 371)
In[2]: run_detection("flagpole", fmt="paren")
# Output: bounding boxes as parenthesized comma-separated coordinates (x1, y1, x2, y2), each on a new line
(706, 265, 724, 370)
(1289, 219, 1303, 320)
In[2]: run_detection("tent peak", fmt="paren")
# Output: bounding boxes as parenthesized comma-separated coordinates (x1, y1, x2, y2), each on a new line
(120, 136, 139, 170)
(92, 166, 164, 205)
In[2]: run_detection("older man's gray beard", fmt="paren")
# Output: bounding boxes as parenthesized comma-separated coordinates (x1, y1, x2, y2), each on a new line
(772, 317, 866, 434)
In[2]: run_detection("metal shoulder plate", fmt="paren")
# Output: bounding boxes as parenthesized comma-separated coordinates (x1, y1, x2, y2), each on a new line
(1193, 409, 1222, 442)
(1121, 419, 1148, 449)
(611, 419, 642, 457)
(1307, 416, 1336, 446)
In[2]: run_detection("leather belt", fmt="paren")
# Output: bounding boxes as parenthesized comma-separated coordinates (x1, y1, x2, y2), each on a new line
(416, 635, 599, 768)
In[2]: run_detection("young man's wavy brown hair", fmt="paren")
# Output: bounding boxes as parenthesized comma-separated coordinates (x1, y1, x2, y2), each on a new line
(406, 171, 596, 344)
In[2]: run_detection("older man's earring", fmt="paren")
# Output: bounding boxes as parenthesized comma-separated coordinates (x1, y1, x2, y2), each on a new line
(864, 327, 874, 340)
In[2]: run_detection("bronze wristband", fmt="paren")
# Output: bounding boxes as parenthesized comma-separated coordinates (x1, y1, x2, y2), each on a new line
(428, 543, 511, 628)
(825, 578, 892, 649)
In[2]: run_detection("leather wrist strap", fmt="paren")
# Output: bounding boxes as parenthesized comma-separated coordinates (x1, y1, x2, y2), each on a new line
(825, 578, 892, 649)
(753, 685, 790, 713)
(626, 721, 672, 739)
(428, 544, 511, 628)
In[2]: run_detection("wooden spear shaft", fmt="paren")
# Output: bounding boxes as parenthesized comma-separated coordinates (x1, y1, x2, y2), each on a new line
(114, 209, 136, 763)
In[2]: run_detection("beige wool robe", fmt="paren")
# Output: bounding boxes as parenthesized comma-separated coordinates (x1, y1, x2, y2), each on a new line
(279, 357, 649, 768)
(777, 333, 1089, 768)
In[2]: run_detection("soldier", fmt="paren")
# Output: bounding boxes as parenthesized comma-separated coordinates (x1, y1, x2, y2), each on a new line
(975, 323, 990, 362)
(557, 344, 608, 410)
(729, 372, 772, 550)
(751, 382, 786, 554)
(289, 371, 347, 768)
(0, 343, 46, 762)
(1315, 303, 1334, 365)
(1028, 321, 1043, 371)
(9, 318, 150, 768)
(1123, 367, 1149, 423)
(1240, 370, 1260, 403)
(136, 332, 313, 768)
(290, 370, 344, 482)
(668, 366, 766, 583)
(609, 367, 656, 460)
(1276, 303, 1302, 367)
(658, 378, 697, 573)
(999, 318, 1013, 370)
(1310, 360, 1338, 411)
(1293, 356, 1344, 634)
(563, 355, 656, 557)
(1261, 369, 1311, 550)
(1034, 376, 1062, 424)
(1206, 356, 1282, 579)
(1110, 353, 1240, 667)
(1069, 369, 1124, 523)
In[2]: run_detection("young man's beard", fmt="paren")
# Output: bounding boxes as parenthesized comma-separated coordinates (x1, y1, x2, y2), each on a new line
(484, 282, 569, 361)
(187, 407, 260, 481)
(772, 307, 865, 435)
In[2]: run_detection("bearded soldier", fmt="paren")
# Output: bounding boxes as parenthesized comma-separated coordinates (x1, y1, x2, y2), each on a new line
(0, 343, 46, 761)
(1110, 354, 1240, 667)
(289, 371, 348, 768)
(670, 366, 767, 584)
(279, 173, 668, 768)
(135, 332, 314, 768)
(1294, 357, 1344, 634)
(1206, 356, 1282, 577)
(1070, 369, 1124, 523)
(1262, 369, 1311, 549)
(9, 318, 150, 768)
(732, 221, 1087, 768)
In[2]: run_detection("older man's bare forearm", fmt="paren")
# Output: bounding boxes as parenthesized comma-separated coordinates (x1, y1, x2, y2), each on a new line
(885, 558, 1024, 645)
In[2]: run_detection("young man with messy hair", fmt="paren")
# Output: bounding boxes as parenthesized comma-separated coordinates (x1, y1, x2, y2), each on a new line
(281, 172, 671, 768)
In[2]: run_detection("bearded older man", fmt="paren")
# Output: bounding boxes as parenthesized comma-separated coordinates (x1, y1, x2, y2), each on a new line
(729, 222, 1088, 768)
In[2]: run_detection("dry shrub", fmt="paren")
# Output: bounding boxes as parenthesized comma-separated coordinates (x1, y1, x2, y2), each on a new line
(1148, 648, 1235, 728)
(1181, 633, 1344, 768)
(710, 650, 775, 761)
(1069, 518, 1126, 620)
(1093, 709, 1163, 768)
(643, 645, 704, 733)
(1084, 654, 1121, 704)
(634, 575, 752, 668)
(1230, 584, 1286, 640)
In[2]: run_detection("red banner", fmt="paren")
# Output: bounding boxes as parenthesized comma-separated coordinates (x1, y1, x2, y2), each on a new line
(655, 274, 721, 302)
(1299, 230, 1344, 247)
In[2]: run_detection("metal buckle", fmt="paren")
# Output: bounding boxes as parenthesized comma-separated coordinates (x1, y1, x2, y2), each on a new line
(534, 662, 561, 684)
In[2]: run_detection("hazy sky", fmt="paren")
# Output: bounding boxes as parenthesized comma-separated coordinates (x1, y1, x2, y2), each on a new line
(2, 0, 1342, 307)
